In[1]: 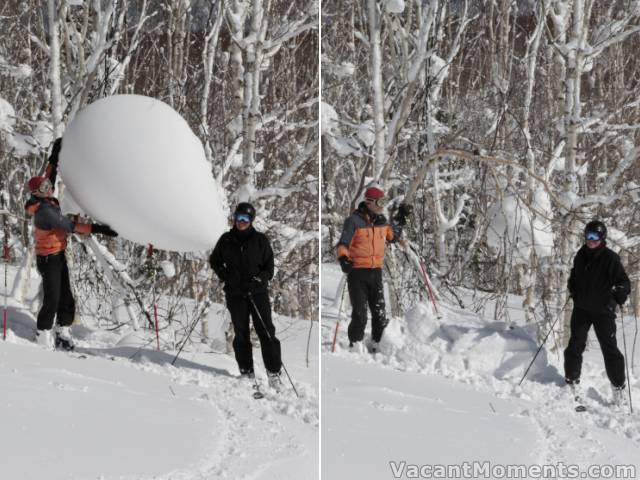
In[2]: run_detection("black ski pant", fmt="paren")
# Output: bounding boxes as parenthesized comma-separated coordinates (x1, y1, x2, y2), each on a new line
(226, 292, 282, 374)
(36, 252, 75, 331)
(564, 307, 625, 387)
(347, 267, 388, 344)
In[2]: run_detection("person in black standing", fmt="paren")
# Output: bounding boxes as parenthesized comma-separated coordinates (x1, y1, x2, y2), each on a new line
(209, 202, 283, 391)
(564, 220, 631, 405)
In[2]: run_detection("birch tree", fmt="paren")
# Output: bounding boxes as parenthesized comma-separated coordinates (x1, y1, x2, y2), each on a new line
(1, 0, 319, 340)
(322, 0, 640, 333)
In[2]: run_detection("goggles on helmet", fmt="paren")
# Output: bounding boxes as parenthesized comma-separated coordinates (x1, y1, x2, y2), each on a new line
(37, 178, 52, 195)
(585, 231, 602, 241)
(235, 213, 251, 224)
(366, 196, 387, 208)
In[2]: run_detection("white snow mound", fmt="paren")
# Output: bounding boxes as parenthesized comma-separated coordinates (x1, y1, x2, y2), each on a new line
(60, 94, 227, 252)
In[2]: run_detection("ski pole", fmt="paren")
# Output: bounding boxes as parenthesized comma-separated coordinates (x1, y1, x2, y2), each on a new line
(619, 304, 634, 414)
(403, 241, 440, 315)
(632, 298, 638, 375)
(331, 278, 347, 353)
(171, 314, 202, 366)
(247, 292, 300, 398)
(419, 259, 439, 316)
(519, 309, 563, 386)
(154, 303, 160, 351)
(148, 244, 160, 351)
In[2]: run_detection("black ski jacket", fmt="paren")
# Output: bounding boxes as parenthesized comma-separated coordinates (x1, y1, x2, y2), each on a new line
(209, 227, 274, 297)
(568, 243, 630, 315)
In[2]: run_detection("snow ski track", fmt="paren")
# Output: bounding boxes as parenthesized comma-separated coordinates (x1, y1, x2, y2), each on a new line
(105, 355, 315, 479)
(332, 325, 640, 468)
(526, 384, 606, 467)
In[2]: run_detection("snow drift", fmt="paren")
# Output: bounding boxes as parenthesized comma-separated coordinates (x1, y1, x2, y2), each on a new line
(60, 95, 228, 252)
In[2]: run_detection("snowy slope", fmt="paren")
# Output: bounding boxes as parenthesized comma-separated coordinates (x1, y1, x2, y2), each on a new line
(321, 263, 640, 479)
(1, 266, 318, 480)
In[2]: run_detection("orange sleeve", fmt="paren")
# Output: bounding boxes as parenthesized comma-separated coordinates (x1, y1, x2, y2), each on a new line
(386, 225, 394, 242)
(25, 203, 39, 216)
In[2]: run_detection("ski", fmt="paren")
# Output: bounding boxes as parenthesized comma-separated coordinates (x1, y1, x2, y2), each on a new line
(66, 352, 88, 360)
(61, 347, 116, 362)
(252, 378, 265, 399)
(569, 383, 586, 412)
(240, 372, 265, 399)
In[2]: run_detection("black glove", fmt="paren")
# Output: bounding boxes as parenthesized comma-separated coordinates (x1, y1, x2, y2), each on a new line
(612, 286, 628, 306)
(339, 255, 353, 274)
(249, 276, 264, 292)
(372, 214, 387, 226)
(91, 223, 118, 237)
(395, 203, 414, 226)
(398, 203, 413, 218)
(49, 138, 63, 166)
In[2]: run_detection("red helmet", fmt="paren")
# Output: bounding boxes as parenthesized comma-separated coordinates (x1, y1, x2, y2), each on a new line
(28, 176, 45, 192)
(364, 186, 385, 201)
(27, 176, 52, 195)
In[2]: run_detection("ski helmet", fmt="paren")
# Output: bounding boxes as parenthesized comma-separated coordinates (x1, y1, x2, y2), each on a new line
(27, 176, 52, 195)
(364, 186, 385, 201)
(584, 220, 607, 241)
(234, 202, 256, 222)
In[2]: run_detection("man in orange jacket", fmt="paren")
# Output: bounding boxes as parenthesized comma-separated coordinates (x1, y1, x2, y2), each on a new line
(25, 138, 117, 350)
(336, 186, 412, 353)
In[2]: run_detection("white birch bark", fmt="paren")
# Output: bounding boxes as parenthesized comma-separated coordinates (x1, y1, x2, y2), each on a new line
(199, 1, 224, 164)
(367, 0, 386, 179)
(522, 2, 549, 332)
(48, 0, 63, 137)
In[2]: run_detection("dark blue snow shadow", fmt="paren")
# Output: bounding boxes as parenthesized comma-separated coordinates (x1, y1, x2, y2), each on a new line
(74, 345, 234, 378)
(586, 386, 609, 407)
(428, 320, 564, 385)
(3, 306, 233, 378)
(3, 305, 38, 342)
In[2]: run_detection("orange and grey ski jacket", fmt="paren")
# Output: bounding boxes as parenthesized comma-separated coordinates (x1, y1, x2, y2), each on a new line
(336, 203, 400, 269)
(24, 162, 91, 256)
(25, 198, 91, 256)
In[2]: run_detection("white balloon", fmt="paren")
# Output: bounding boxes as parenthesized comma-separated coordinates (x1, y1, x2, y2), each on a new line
(60, 95, 228, 252)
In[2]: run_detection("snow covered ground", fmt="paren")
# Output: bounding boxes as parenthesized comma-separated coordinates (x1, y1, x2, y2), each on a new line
(1, 264, 318, 480)
(321, 263, 640, 479)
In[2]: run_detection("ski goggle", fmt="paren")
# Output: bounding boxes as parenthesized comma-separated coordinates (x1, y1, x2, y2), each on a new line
(365, 197, 387, 208)
(37, 178, 52, 194)
(234, 213, 251, 224)
(585, 231, 602, 241)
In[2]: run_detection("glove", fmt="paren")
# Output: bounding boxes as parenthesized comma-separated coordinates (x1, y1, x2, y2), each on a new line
(372, 214, 387, 226)
(49, 138, 62, 166)
(612, 286, 628, 306)
(91, 223, 118, 237)
(395, 203, 414, 226)
(339, 255, 353, 274)
(249, 276, 264, 292)
(398, 203, 413, 218)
